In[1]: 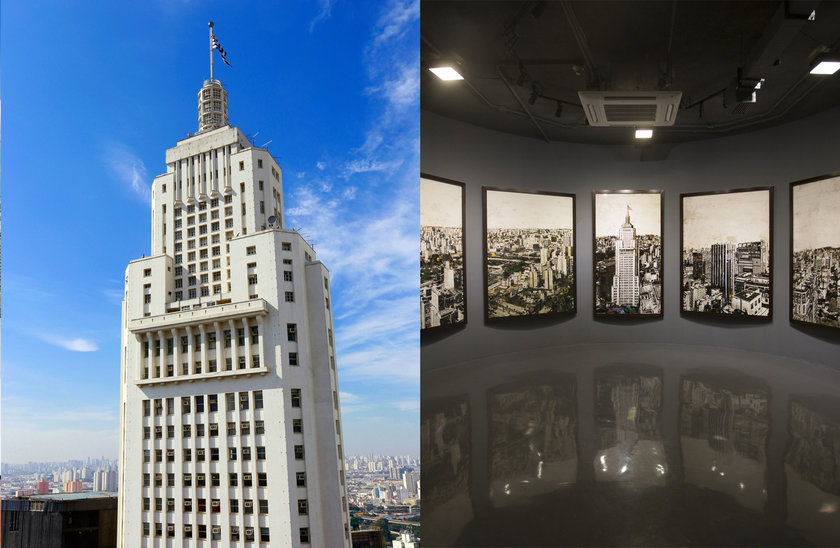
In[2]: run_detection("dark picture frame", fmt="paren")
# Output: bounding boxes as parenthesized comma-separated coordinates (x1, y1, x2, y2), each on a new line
(421, 173, 467, 332)
(483, 187, 576, 322)
(790, 172, 840, 331)
(593, 190, 664, 317)
(680, 187, 773, 319)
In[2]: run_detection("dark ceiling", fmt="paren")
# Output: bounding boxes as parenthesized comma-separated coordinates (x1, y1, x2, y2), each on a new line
(421, 0, 840, 144)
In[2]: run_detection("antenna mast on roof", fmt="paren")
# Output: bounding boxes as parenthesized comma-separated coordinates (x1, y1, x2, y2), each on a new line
(209, 22, 215, 81)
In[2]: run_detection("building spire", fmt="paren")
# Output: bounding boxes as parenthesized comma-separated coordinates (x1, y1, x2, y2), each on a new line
(209, 22, 215, 82)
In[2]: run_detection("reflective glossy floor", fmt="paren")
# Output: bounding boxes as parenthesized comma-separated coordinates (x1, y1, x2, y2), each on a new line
(421, 344, 840, 547)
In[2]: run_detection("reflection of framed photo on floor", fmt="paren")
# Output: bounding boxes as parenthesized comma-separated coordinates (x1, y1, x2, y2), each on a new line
(593, 190, 663, 317)
(790, 172, 840, 331)
(483, 187, 576, 321)
(421, 174, 467, 332)
(680, 187, 773, 319)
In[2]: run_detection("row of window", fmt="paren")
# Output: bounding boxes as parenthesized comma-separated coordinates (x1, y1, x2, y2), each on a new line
(142, 496, 309, 516)
(143, 391, 282, 416)
(143, 523, 292, 543)
(142, 419, 273, 441)
(143, 443, 269, 462)
(144, 327, 261, 357)
(142, 470, 306, 489)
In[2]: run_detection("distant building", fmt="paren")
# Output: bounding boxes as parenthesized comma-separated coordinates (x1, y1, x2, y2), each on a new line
(352, 528, 384, 548)
(611, 206, 640, 307)
(36, 480, 49, 495)
(1, 492, 117, 548)
(392, 530, 420, 548)
(62, 479, 83, 493)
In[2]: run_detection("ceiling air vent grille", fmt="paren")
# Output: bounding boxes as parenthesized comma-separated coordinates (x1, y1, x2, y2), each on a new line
(579, 91, 682, 127)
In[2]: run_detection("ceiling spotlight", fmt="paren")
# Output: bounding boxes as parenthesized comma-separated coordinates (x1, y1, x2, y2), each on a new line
(810, 52, 840, 75)
(528, 85, 538, 105)
(635, 129, 653, 139)
(555, 101, 563, 118)
(429, 59, 464, 81)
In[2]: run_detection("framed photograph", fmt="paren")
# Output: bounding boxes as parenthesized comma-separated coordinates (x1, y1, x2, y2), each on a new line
(421, 174, 466, 331)
(790, 173, 840, 330)
(680, 187, 772, 318)
(483, 187, 576, 321)
(593, 190, 663, 316)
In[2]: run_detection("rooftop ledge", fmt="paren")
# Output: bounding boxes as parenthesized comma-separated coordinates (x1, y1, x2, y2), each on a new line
(137, 366, 269, 387)
(129, 298, 268, 334)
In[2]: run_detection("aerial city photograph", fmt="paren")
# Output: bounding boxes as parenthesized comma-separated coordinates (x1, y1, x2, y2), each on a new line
(594, 192, 662, 316)
(792, 175, 840, 328)
(681, 189, 772, 316)
(420, 176, 465, 330)
(485, 189, 576, 319)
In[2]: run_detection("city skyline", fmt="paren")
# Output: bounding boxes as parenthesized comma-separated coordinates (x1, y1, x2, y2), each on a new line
(2, 2, 420, 463)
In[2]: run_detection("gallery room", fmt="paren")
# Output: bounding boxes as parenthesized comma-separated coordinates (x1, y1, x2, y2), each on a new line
(420, 1, 840, 546)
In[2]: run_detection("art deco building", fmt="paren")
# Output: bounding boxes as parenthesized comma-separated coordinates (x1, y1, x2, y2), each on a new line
(611, 207, 640, 307)
(117, 78, 351, 547)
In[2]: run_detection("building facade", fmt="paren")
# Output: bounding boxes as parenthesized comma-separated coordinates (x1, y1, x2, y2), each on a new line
(611, 207, 640, 307)
(117, 78, 351, 547)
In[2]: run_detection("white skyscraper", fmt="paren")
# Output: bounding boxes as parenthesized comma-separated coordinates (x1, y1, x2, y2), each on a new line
(611, 206, 640, 307)
(117, 60, 351, 545)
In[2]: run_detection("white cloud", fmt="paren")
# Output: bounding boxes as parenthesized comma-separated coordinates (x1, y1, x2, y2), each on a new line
(105, 143, 151, 204)
(372, 0, 420, 47)
(342, 186, 356, 200)
(317, 161, 326, 170)
(342, 158, 403, 178)
(309, 0, 333, 33)
(395, 400, 419, 411)
(340, 392, 361, 403)
(36, 333, 99, 352)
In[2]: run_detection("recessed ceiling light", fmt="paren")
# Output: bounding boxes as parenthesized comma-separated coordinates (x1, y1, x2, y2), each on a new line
(635, 129, 653, 139)
(429, 66, 464, 81)
(810, 53, 840, 75)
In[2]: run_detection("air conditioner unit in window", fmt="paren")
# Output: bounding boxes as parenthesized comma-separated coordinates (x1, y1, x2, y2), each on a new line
(245, 528, 254, 535)
(211, 501, 220, 507)
(167, 450, 174, 456)
(240, 394, 249, 400)
(185, 526, 192, 532)
(197, 450, 205, 456)
(244, 501, 253, 508)
(167, 525, 175, 532)
(212, 527, 221, 534)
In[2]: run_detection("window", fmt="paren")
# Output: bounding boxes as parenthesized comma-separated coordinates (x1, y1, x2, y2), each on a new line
(155, 426, 162, 439)
(227, 422, 236, 435)
(294, 445, 304, 459)
(143, 449, 150, 463)
(183, 473, 192, 487)
(246, 246, 256, 255)
(211, 447, 219, 461)
(167, 524, 175, 537)
(259, 499, 269, 514)
(211, 498, 221, 513)
(254, 390, 264, 409)
(143, 522, 150, 536)
(240, 421, 251, 435)
(183, 425, 192, 438)
(198, 524, 207, 539)
(257, 446, 266, 460)
(240, 392, 249, 410)
(144, 268, 152, 277)
(197, 474, 206, 487)
(289, 352, 298, 366)
(155, 498, 162, 511)
(155, 522, 163, 537)
(260, 200, 265, 213)
(239, 161, 244, 170)
(143, 400, 150, 416)
(291, 389, 301, 408)
(282, 242, 292, 251)
(298, 499, 308, 515)
(285, 291, 295, 302)
(168, 473, 175, 487)
(154, 399, 162, 415)
(258, 472, 267, 487)
(143, 498, 150, 511)
(143, 473, 150, 487)
(166, 449, 175, 462)
(293, 419, 303, 433)
(287, 323, 297, 341)
(209, 394, 218, 412)
(231, 499, 240, 513)
(243, 473, 253, 487)
(261, 527, 270, 542)
(143, 426, 150, 439)
(245, 527, 255, 541)
(257, 159, 263, 168)
(197, 447, 205, 461)
(155, 449, 162, 462)
(242, 447, 252, 461)
(229, 447, 237, 460)
(195, 395, 204, 413)
(167, 498, 175, 511)
(238, 328, 245, 346)
(244, 499, 254, 514)
(226, 392, 235, 411)
(154, 473, 162, 487)
(144, 294, 152, 304)
(284, 270, 293, 281)
(300, 527, 310, 543)
(229, 473, 238, 486)
(255, 420, 265, 434)
(248, 275, 258, 285)
(296, 472, 306, 486)
(183, 448, 192, 462)
(184, 524, 193, 538)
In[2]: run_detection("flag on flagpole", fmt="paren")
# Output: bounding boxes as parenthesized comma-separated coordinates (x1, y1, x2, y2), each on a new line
(211, 33, 232, 67)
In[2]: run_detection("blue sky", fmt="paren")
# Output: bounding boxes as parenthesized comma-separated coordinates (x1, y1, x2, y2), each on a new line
(1, 0, 419, 463)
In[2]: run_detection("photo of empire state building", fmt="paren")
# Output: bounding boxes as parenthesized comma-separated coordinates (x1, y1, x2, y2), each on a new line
(594, 192, 663, 316)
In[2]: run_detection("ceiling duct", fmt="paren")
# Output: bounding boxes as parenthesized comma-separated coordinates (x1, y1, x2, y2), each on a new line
(578, 91, 683, 126)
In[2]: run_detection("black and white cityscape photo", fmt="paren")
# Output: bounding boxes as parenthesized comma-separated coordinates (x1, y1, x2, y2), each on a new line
(681, 188, 772, 317)
(484, 188, 575, 320)
(594, 191, 662, 316)
(421, 176, 466, 330)
(791, 174, 840, 329)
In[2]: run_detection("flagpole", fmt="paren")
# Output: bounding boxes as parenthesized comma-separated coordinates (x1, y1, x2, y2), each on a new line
(209, 21, 215, 81)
